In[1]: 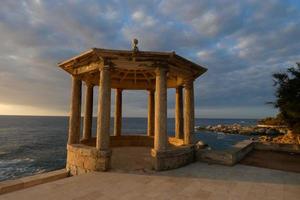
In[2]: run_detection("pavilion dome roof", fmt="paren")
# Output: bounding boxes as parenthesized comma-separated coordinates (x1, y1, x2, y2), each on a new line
(58, 46, 207, 90)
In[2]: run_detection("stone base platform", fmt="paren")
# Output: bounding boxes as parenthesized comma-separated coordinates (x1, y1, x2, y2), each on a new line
(67, 135, 196, 174)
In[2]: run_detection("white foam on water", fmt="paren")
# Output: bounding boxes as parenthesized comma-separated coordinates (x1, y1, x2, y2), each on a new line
(0, 158, 36, 181)
(0, 158, 34, 167)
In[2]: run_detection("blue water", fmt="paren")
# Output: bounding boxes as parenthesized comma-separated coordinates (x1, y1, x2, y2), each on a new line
(0, 116, 257, 181)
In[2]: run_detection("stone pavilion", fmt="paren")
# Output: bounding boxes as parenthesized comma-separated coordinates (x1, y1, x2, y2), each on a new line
(58, 39, 207, 175)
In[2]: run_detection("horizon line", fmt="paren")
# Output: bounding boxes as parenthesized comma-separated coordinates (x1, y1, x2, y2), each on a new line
(0, 114, 259, 120)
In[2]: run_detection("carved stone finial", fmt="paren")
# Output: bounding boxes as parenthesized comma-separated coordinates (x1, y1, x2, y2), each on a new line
(132, 38, 139, 52)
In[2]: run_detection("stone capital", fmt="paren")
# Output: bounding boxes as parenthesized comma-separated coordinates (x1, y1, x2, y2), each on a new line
(71, 74, 81, 80)
(99, 65, 112, 71)
(183, 79, 194, 88)
(85, 82, 94, 87)
(155, 67, 168, 76)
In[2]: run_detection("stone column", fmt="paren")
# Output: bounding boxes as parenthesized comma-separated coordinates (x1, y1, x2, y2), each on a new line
(96, 66, 111, 150)
(68, 76, 82, 144)
(82, 83, 93, 141)
(114, 88, 122, 136)
(147, 90, 155, 136)
(154, 68, 168, 151)
(184, 81, 194, 145)
(175, 86, 184, 139)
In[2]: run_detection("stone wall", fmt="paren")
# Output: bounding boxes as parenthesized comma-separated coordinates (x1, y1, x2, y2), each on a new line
(0, 169, 69, 195)
(81, 135, 154, 148)
(196, 140, 254, 166)
(66, 144, 111, 175)
(151, 145, 195, 171)
(69, 136, 195, 173)
(253, 142, 300, 153)
(110, 135, 154, 147)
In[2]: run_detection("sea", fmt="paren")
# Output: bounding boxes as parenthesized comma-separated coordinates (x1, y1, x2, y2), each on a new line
(0, 116, 257, 182)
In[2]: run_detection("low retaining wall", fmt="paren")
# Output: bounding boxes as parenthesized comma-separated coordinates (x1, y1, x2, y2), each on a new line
(151, 145, 195, 171)
(81, 135, 154, 147)
(253, 142, 300, 153)
(110, 135, 154, 147)
(0, 169, 69, 195)
(66, 144, 111, 175)
(196, 140, 300, 166)
(196, 140, 254, 165)
(71, 136, 195, 172)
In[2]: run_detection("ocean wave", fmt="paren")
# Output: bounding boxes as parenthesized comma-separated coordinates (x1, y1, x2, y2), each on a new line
(0, 158, 34, 167)
(35, 169, 47, 174)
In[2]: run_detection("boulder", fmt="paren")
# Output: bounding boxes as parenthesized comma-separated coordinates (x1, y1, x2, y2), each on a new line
(195, 141, 208, 149)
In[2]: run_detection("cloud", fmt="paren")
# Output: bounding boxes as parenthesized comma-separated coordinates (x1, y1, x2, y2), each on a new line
(0, 0, 299, 118)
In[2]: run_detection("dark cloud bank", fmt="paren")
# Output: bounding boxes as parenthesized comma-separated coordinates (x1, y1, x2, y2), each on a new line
(0, 0, 300, 118)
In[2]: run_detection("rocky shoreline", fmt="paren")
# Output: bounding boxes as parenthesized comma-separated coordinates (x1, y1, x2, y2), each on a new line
(195, 124, 300, 144)
(195, 123, 287, 136)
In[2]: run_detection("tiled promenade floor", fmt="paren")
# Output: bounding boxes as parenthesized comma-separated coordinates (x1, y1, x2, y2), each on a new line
(1, 162, 299, 200)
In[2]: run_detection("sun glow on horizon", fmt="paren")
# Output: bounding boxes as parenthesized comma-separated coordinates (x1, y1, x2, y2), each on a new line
(0, 103, 67, 116)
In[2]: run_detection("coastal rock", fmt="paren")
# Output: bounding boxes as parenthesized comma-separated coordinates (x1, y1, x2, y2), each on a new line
(259, 131, 300, 144)
(196, 123, 284, 136)
(195, 141, 208, 149)
(265, 128, 280, 135)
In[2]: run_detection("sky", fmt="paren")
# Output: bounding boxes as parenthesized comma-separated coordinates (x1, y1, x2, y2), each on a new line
(0, 0, 300, 119)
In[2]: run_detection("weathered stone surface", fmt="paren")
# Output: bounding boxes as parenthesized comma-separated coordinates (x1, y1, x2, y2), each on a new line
(151, 145, 195, 171)
(66, 144, 111, 175)
(114, 88, 122, 136)
(0, 169, 68, 195)
(96, 67, 111, 150)
(184, 81, 194, 145)
(196, 140, 254, 165)
(2, 163, 299, 200)
(154, 67, 168, 151)
(175, 86, 183, 139)
(80, 135, 154, 148)
(110, 135, 154, 147)
(82, 84, 93, 140)
(254, 142, 300, 153)
(196, 149, 234, 165)
(0, 180, 24, 195)
(68, 77, 82, 145)
(147, 90, 155, 136)
(83, 158, 96, 169)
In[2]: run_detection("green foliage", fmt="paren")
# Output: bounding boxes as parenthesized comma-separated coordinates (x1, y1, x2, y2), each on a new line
(272, 63, 300, 133)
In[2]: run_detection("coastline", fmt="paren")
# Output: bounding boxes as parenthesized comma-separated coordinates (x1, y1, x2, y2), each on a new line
(196, 123, 287, 136)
